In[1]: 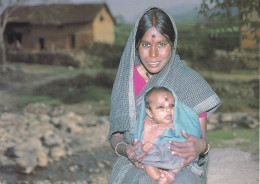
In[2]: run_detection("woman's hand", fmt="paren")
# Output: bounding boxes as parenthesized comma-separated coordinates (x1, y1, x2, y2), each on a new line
(125, 139, 146, 169)
(169, 130, 207, 165)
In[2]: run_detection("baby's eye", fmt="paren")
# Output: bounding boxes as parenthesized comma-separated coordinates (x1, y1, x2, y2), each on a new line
(170, 104, 175, 108)
(155, 106, 163, 109)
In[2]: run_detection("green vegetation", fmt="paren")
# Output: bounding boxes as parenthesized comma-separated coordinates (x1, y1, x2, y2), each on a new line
(176, 22, 199, 46)
(16, 96, 61, 107)
(10, 23, 258, 114)
(33, 72, 114, 104)
(208, 128, 259, 156)
(217, 97, 258, 113)
(114, 23, 133, 45)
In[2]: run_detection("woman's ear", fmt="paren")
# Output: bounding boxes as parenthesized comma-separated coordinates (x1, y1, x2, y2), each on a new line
(145, 108, 152, 119)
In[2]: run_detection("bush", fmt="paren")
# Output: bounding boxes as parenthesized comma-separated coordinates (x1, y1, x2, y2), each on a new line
(207, 32, 240, 51)
(7, 51, 80, 67)
(33, 72, 115, 104)
(83, 43, 124, 68)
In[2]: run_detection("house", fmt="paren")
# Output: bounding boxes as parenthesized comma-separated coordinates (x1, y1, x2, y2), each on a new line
(5, 3, 115, 51)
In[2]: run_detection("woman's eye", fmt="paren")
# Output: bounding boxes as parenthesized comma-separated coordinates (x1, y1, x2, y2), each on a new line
(158, 42, 167, 47)
(142, 42, 150, 48)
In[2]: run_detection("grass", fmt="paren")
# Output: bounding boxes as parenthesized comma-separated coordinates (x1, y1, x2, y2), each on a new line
(208, 128, 259, 157)
(15, 96, 61, 107)
(200, 70, 259, 82)
(217, 97, 258, 113)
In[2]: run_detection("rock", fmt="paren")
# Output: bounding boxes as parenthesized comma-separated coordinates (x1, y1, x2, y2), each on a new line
(39, 114, 51, 123)
(4, 137, 49, 174)
(220, 113, 240, 122)
(207, 113, 219, 124)
(42, 130, 63, 147)
(51, 112, 83, 132)
(50, 146, 66, 160)
(69, 165, 79, 172)
(37, 148, 49, 167)
(241, 116, 259, 129)
(66, 123, 82, 133)
(207, 123, 219, 131)
(209, 113, 259, 129)
(49, 105, 65, 116)
(50, 116, 61, 127)
(23, 103, 52, 115)
(12, 139, 48, 174)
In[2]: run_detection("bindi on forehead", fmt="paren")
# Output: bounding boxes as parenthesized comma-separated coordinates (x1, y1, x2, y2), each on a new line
(151, 34, 155, 43)
(165, 96, 168, 101)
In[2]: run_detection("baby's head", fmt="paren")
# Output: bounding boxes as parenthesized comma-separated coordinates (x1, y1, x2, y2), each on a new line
(145, 86, 175, 124)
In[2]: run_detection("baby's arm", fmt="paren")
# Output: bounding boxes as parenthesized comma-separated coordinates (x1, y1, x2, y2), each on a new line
(142, 141, 153, 152)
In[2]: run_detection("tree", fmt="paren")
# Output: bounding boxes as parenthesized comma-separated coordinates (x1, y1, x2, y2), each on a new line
(199, 0, 260, 50)
(0, 0, 23, 71)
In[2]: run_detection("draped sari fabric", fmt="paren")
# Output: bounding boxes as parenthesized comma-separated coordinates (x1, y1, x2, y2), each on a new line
(108, 6, 221, 184)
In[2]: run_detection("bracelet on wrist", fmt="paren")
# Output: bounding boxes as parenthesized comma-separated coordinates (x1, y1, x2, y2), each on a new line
(115, 142, 127, 157)
(202, 143, 210, 155)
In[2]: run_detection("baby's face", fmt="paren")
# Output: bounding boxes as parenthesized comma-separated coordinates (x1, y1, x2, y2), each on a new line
(146, 91, 175, 124)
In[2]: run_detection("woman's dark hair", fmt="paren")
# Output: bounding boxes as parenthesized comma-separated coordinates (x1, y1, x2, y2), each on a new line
(145, 86, 173, 109)
(135, 8, 175, 49)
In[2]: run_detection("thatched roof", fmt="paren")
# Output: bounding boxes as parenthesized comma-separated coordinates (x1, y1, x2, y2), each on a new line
(7, 3, 113, 25)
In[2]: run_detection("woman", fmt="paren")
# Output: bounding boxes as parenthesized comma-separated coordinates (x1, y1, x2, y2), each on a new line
(108, 7, 221, 184)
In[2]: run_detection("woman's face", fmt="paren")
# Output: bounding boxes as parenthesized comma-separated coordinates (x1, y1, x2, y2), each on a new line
(138, 27, 172, 74)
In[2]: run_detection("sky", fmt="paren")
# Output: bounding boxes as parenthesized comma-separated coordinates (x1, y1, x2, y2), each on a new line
(105, 0, 202, 22)
(4, 0, 203, 23)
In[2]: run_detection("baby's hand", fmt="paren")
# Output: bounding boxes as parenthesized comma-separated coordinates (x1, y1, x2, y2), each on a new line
(142, 142, 153, 152)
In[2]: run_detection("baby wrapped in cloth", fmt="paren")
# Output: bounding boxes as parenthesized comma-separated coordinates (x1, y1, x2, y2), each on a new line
(134, 87, 204, 175)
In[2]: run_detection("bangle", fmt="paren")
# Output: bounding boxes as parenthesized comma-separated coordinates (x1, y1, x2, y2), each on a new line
(203, 144, 210, 155)
(115, 142, 127, 157)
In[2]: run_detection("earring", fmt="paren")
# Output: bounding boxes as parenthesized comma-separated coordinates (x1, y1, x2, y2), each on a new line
(148, 116, 154, 122)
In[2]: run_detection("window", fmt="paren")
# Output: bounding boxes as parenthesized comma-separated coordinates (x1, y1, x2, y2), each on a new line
(39, 38, 44, 50)
(71, 35, 75, 49)
(100, 15, 104, 22)
(7, 32, 22, 44)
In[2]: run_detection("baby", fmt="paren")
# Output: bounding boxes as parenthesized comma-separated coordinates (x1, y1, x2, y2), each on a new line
(134, 86, 202, 184)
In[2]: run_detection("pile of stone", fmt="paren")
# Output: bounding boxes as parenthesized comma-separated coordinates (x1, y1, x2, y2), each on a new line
(0, 102, 258, 175)
(207, 112, 259, 130)
(0, 103, 109, 174)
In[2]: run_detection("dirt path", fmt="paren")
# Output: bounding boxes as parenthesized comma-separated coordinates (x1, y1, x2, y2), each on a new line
(207, 148, 259, 184)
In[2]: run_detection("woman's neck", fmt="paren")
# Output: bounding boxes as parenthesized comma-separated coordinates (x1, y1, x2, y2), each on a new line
(136, 64, 152, 82)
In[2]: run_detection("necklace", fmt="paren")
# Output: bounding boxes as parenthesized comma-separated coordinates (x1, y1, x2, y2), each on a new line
(146, 72, 151, 80)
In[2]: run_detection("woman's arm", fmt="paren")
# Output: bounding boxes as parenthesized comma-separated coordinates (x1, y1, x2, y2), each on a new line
(110, 132, 127, 156)
(169, 117, 209, 165)
(200, 116, 209, 146)
(110, 132, 146, 169)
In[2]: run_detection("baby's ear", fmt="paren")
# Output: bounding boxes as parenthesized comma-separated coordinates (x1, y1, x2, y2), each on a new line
(145, 108, 152, 118)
